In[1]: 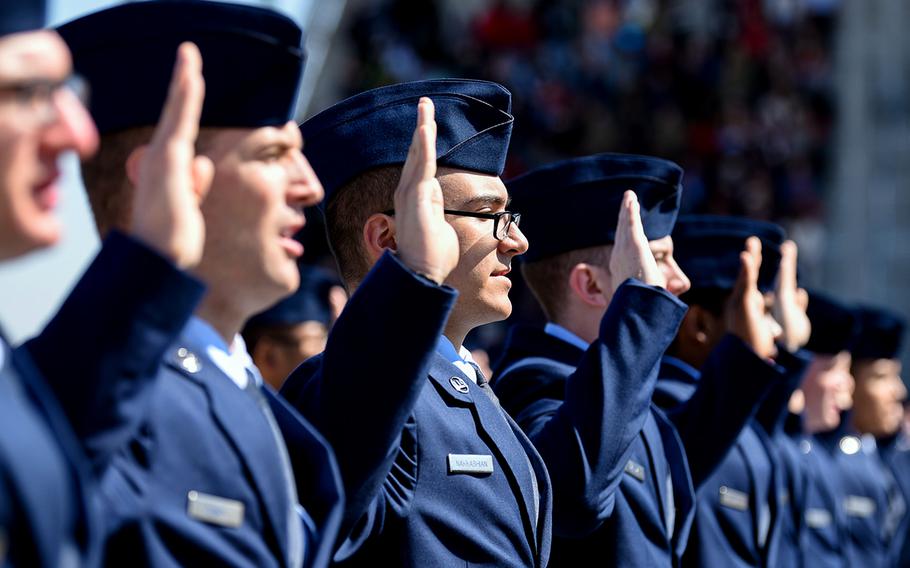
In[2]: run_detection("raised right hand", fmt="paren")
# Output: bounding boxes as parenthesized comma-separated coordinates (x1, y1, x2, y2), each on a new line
(130, 42, 213, 269)
(609, 190, 665, 293)
(726, 236, 777, 360)
(392, 97, 459, 284)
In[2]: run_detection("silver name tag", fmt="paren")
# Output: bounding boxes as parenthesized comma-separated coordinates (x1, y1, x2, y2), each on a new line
(844, 495, 876, 518)
(187, 491, 244, 528)
(719, 486, 749, 511)
(624, 460, 645, 482)
(448, 454, 494, 475)
(805, 507, 833, 528)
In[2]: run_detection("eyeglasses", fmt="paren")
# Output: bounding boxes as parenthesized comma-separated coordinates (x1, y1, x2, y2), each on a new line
(382, 209, 522, 241)
(0, 74, 89, 123)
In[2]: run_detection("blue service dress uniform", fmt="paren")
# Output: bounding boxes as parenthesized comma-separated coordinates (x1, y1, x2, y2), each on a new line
(282, 252, 553, 567)
(0, 232, 205, 567)
(96, 290, 344, 565)
(819, 423, 903, 568)
(654, 340, 808, 568)
(492, 281, 695, 566)
(800, 429, 849, 567)
(752, 366, 810, 567)
(878, 433, 910, 566)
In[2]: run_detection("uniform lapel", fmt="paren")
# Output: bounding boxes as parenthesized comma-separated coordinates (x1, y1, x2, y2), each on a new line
(266, 389, 343, 568)
(164, 345, 290, 563)
(653, 407, 695, 560)
(426, 354, 542, 558)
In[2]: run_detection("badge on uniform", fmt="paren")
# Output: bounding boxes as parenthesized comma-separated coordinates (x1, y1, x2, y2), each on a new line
(448, 454, 494, 475)
(805, 507, 833, 528)
(449, 376, 470, 394)
(844, 495, 876, 518)
(187, 490, 244, 527)
(718, 486, 749, 511)
(623, 459, 645, 482)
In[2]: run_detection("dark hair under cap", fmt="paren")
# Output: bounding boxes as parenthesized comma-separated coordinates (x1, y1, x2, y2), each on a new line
(0, 0, 44, 37)
(301, 79, 513, 200)
(851, 305, 906, 361)
(804, 290, 858, 355)
(672, 215, 785, 293)
(58, 0, 305, 134)
(245, 265, 336, 329)
(507, 153, 683, 263)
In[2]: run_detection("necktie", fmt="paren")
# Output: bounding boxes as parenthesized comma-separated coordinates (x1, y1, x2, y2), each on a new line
(245, 369, 304, 568)
(468, 360, 540, 527)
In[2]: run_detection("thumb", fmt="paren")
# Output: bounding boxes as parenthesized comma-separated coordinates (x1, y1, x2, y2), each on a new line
(192, 156, 215, 203)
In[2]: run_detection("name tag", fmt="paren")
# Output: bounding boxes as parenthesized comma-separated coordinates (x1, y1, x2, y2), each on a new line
(448, 454, 494, 475)
(805, 508, 833, 528)
(187, 491, 244, 528)
(844, 495, 876, 518)
(719, 486, 749, 511)
(624, 460, 645, 482)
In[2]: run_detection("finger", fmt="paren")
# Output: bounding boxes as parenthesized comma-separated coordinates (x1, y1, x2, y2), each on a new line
(615, 191, 633, 241)
(416, 98, 437, 182)
(152, 42, 205, 147)
(397, 98, 434, 200)
(777, 240, 798, 292)
(192, 155, 215, 203)
(745, 236, 761, 290)
(734, 237, 759, 296)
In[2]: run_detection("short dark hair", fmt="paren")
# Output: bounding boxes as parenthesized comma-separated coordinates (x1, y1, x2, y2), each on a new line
(324, 166, 401, 287)
(520, 245, 612, 321)
(80, 126, 155, 236)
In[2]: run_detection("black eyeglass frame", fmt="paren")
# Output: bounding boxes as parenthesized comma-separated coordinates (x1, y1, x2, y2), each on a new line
(382, 209, 521, 241)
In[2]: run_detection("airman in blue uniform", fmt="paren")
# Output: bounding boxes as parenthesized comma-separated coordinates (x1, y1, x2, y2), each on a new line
(491, 153, 697, 566)
(656, 215, 810, 567)
(281, 79, 554, 567)
(58, 1, 352, 565)
(834, 306, 907, 567)
(0, 1, 212, 566)
(773, 291, 856, 567)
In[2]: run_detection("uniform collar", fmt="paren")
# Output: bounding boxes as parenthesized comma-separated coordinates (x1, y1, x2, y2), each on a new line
(435, 335, 479, 383)
(182, 316, 255, 389)
(543, 322, 590, 352)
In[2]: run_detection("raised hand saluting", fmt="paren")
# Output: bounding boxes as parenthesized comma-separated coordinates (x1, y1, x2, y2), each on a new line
(726, 236, 780, 360)
(129, 42, 213, 269)
(773, 240, 811, 352)
(393, 97, 460, 285)
(609, 190, 665, 293)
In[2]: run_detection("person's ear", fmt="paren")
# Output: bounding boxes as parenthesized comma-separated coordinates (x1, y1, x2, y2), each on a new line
(362, 213, 397, 263)
(567, 263, 610, 308)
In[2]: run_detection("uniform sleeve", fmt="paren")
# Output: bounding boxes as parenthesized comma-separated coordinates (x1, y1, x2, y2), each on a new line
(656, 335, 805, 488)
(281, 251, 456, 550)
(23, 231, 205, 472)
(754, 349, 810, 436)
(497, 280, 687, 537)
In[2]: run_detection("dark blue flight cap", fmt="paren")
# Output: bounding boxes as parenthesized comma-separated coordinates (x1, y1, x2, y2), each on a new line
(804, 290, 858, 355)
(246, 266, 336, 328)
(0, 0, 44, 37)
(851, 306, 906, 361)
(301, 79, 513, 200)
(672, 215, 786, 293)
(507, 153, 683, 263)
(58, 0, 305, 134)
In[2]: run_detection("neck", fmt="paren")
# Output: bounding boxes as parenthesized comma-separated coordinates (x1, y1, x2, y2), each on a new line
(443, 323, 466, 352)
(195, 292, 249, 346)
(552, 308, 600, 344)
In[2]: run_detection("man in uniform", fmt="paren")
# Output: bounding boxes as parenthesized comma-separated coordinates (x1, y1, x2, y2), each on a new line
(0, 0, 211, 565)
(58, 1, 363, 565)
(656, 215, 810, 567)
(281, 79, 553, 567)
(243, 265, 339, 390)
(794, 291, 858, 567)
(833, 306, 907, 567)
(491, 153, 696, 566)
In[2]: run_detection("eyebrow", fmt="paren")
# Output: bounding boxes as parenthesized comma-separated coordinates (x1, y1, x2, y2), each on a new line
(454, 194, 510, 210)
